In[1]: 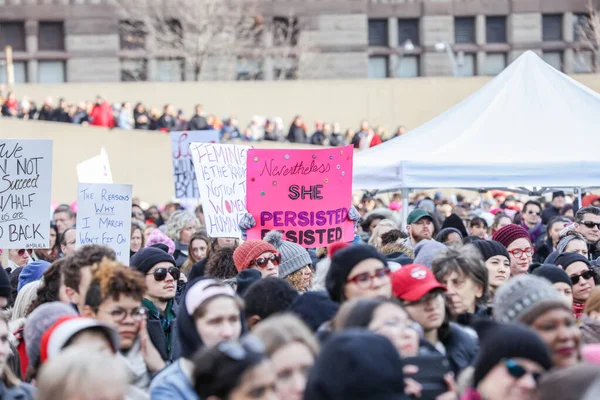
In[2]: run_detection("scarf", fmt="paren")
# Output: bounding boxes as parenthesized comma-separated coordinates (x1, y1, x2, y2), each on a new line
(580, 315, 600, 344)
(573, 301, 586, 320)
(120, 339, 150, 391)
(522, 221, 544, 245)
(143, 298, 175, 355)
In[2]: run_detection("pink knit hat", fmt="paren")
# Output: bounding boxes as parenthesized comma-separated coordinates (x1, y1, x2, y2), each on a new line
(145, 229, 175, 255)
(492, 224, 531, 248)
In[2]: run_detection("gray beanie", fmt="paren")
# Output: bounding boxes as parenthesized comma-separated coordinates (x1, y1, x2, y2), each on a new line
(263, 231, 313, 278)
(493, 275, 571, 325)
(24, 302, 78, 368)
(413, 239, 446, 268)
(556, 233, 586, 254)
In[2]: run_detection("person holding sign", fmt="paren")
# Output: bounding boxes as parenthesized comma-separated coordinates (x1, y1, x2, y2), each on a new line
(264, 231, 314, 292)
(232, 240, 280, 279)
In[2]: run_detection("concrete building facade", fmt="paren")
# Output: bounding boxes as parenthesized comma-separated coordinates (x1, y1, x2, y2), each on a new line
(0, 0, 596, 83)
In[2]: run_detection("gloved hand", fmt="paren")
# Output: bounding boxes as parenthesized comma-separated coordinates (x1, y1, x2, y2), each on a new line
(348, 205, 361, 231)
(239, 213, 256, 239)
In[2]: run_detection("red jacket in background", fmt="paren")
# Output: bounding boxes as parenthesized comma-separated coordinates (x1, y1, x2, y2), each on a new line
(89, 102, 114, 128)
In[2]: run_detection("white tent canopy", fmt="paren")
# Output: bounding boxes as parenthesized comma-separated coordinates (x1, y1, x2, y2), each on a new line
(353, 51, 600, 192)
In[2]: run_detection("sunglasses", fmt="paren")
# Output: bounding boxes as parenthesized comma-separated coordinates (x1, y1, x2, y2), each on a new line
(507, 247, 534, 258)
(579, 221, 600, 230)
(504, 359, 541, 382)
(18, 249, 32, 257)
(253, 253, 280, 269)
(147, 267, 180, 281)
(570, 270, 596, 285)
(527, 210, 541, 216)
(346, 267, 390, 288)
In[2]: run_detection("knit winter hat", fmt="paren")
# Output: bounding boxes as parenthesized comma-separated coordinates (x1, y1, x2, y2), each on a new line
(472, 320, 552, 386)
(263, 231, 313, 278)
(413, 240, 446, 268)
(532, 265, 573, 287)
(232, 240, 278, 272)
(0, 267, 11, 299)
(493, 275, 571, 324)
(236, 269, 262, 296)
(25, 302, 78, 368)
(326, 244, 388, 303)
(40, 316, 119, 363)
(328, 242, 350, 259)
(492, 224, 531, 248)
(145, 229, 175, 254)
(472, 240, 510, 262)
(304, 330, 406, 400)
(441, 214, 469, 238)
(556, 234, 586, 254)
(130, 247, 176, 275)
(18, 260, 51, 291)
(555, 252, 591, 270)
(288, 290, 340, 332)
(435, 227, 463, 243)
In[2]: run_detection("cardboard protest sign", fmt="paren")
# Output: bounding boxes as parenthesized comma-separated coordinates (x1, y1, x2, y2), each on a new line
(190, 143, 249, 238)
(171, 130, 220, 199)
(76, 148, 113, 183)
(76, 183, 132, 265)
(0, 139, 53, 248)
(246, 145, 354, 248)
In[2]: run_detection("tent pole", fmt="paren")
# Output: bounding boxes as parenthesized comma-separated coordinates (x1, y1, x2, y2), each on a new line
(401, 188, 409, 231)
(577, 187, 583, 211)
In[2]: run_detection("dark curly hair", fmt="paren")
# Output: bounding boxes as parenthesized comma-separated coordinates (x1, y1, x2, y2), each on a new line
(84, 259, 146, 310)
(27, 258, 66, 315)
(205, 247, 238, 280)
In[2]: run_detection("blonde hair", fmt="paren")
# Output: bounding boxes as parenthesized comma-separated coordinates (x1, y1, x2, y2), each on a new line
(37, 346, 128, 400)
(368, 219, 398, 248)
(165, 210, 199, 243)
(253, 314, 319, 357)
(10, 280, 41, 322)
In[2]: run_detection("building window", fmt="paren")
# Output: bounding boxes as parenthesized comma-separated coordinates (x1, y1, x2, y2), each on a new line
(236, 57, 263, 80)
(574, 51, 593, 73)
(368, 56, 388, 78)
(456, 53, 475, 76)
(38, 22, 65, 51)
(0, 22, 26, 51)
(368, 19, 388, 46)
(484, 53, 506, 75)
(455, 17, 475, 44)
(273, 16, 299, 47)
(0, 60, 27, 83)
(396, 55, 419, 77)
(542, 15, 562, 41)
(38, 60, 65, 83)
(119, 20, 146, 50)
(486, 16, 506, 43)
(574, 13, 589, 41)
(156, 58, 184, 81)
(120, 59, 147, 81)
(274, 56, 298, 80)
(542, 51, 562, 70)
(398, 19, 419, 47)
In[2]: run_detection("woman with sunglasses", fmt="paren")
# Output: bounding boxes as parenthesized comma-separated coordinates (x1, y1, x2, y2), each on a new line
(461, 320, 552, 400)
(233, 240, 280, 279)
(151, 278, 245, 399)
(494, 275, 581, 368)
(555, 252, 597, 319)
(492, 224, 533, 276)
(193, 335, 278, 400)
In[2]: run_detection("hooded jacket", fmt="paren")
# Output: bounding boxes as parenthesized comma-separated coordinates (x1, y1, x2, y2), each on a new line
(0, 381, 35, 400)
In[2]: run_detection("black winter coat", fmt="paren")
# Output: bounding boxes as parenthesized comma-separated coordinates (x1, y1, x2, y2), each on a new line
(189, 115, 209, 130)
(145, 300, 181, 363)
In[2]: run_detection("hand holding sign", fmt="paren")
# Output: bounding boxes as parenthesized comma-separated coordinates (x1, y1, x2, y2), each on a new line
(246, 145, 354, 248)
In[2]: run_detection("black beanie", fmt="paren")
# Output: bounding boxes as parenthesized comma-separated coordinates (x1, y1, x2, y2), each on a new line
(130, 247, 176, 274)
(150, 243, 170, 254)
(0, 267, 10, 300)
(236, 269, 262, 296)
(472, 240, 510, 261)
(532, 265, 573, 287)
(555, 252, 591, 270)
(326, 244, 388, 303)
(441, 214, 469, 238)
(473, 320, 552, 387)
(288, 291, 339, 332)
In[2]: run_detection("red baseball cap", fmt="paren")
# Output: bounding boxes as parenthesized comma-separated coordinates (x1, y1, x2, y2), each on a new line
(391, 264, 446, 302)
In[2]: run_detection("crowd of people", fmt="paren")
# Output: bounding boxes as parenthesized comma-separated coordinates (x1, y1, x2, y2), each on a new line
(0, 88, 405, 147)
(2, 188, 600, 399)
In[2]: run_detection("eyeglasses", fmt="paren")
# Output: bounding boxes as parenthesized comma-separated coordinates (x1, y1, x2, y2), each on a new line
(253, 253, 280, 269)
(147, 267, 180, 281)
(507, 247, 534, 258)
(346, 267, 390, 289)
(579, 221, 600, 230)
(504, 359, 541, 383)
(17, 249, 32, 257)
(101, 307, 146, 322)
(570, 270, 597, 285)
(218, 335, 265, 360)
(527, 210, 541, 216)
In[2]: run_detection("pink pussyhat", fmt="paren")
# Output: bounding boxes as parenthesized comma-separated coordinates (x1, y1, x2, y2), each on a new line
(389, 201, 402, 211)
(582, 344, 600, 365)
(70, 201, 78, 214)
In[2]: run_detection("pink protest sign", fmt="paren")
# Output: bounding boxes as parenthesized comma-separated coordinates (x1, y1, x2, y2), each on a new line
(246, 145, 354, 248)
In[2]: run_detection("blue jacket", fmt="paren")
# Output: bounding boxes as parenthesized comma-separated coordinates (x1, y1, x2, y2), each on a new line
(149, 360, 197, 400)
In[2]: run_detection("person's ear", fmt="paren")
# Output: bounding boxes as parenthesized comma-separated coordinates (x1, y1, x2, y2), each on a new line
(247, 315, 261, 330)
(81, 305, 95, 318)
(65, 287, 79, 304)
(475, 284, 484, 299)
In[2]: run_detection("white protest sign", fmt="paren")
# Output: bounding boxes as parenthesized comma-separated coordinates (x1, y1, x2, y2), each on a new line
(76, 183, 132, 265)
(190, 143, 249, 238)
(171, 130, 220, 199)
(0, 139, 52, 248)
(77, 148, 113, 183)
